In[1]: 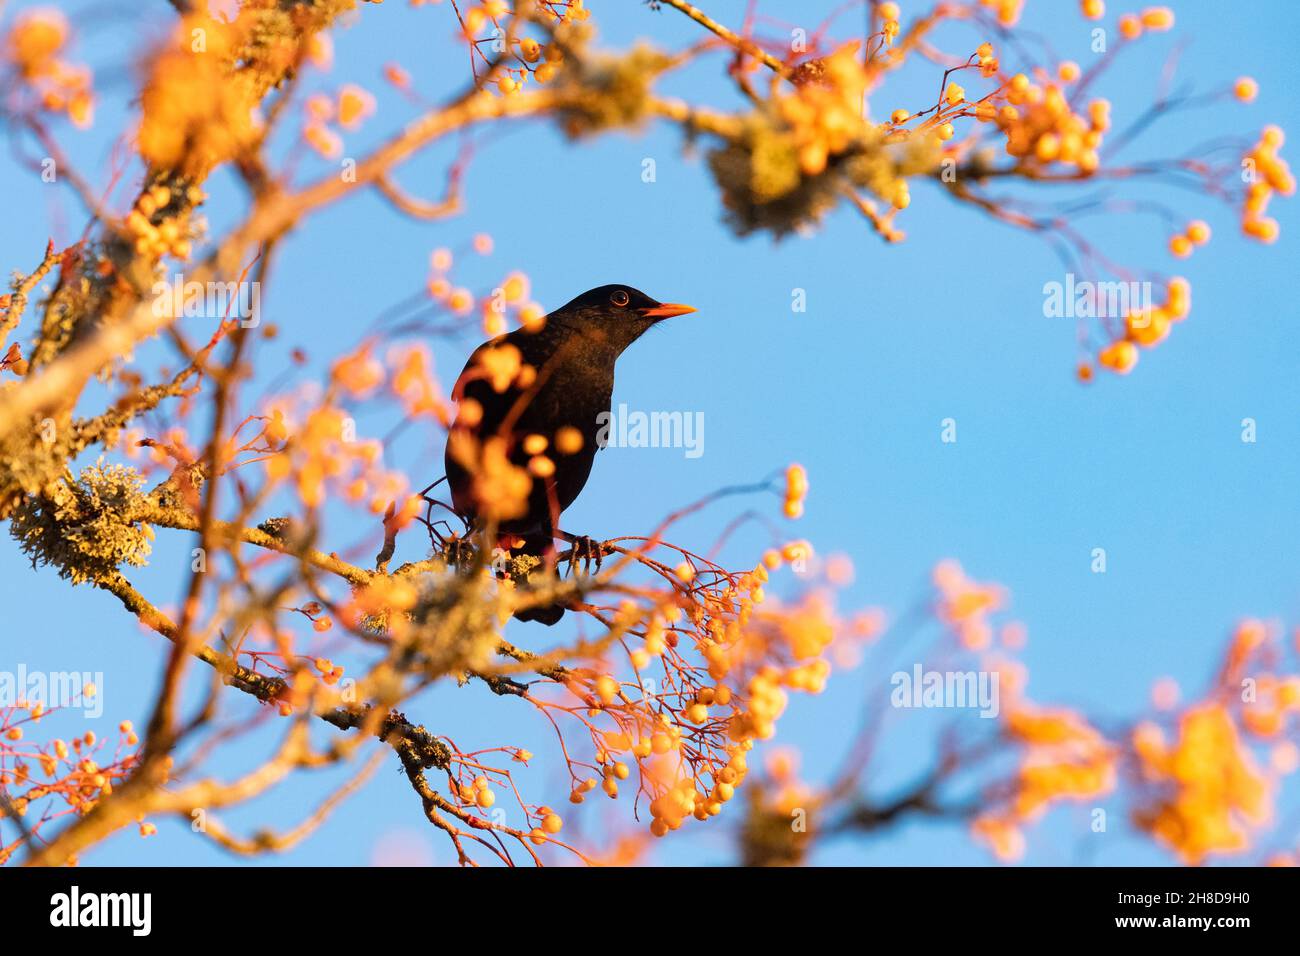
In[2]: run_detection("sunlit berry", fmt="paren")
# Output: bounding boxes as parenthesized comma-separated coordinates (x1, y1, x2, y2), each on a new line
(1099, 340, 1138, 374)
(1243, 217, 1279, 242)
(1140, 7, 1174, 31)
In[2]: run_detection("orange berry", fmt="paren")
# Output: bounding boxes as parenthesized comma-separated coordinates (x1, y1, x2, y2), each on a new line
(1166, 277, 1191, 318)
(448, 288, 473, 314)
(1127, 308, 1171, 347)
(552, 425, 583, 454)
(1234, 77, 1259, 103)
(1139, 7, 1174, 31)
(1088, 99, 1110, 130)
(383, 63, 411, 89)
(1243, 217, 1279, 242)
(594, 674, 618, 705)
(1168, 234, 1192, 258)
(1185, 220, 1211, 245)
(1099, 340, 1138, 374)
(337, 84, 375, 130)
(1035, 133, 1060, 162)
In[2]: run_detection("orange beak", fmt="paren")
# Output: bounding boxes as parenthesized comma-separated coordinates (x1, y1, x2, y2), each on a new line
(638, 302, 697, 320)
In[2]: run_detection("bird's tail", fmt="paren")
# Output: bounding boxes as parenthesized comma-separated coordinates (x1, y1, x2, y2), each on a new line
(508, 532, 567, 626)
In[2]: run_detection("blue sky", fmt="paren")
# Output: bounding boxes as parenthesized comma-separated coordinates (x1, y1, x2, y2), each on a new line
(2, 0, 1297, 866)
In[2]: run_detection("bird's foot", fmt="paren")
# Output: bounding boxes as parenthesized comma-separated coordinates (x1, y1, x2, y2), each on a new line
(564, 534, 611, 578)
(441, 534, 478, 572)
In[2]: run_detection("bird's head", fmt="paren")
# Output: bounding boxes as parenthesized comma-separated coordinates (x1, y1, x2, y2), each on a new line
(547, 284, 696, 352)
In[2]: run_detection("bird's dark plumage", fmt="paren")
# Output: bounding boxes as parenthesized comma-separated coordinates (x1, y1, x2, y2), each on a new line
(443, 284, 695, 624)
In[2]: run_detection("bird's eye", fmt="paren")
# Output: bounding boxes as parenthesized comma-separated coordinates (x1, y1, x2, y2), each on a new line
(610, 290, 630, 307)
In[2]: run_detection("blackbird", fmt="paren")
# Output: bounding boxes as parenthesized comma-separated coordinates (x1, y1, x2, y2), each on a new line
(443, 284, 696, 624)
